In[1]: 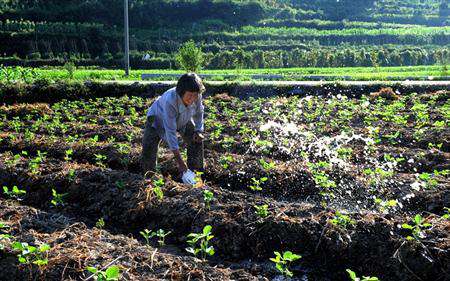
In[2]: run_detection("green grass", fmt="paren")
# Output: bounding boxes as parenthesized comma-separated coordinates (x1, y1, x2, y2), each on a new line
(29, 65, 448, 82)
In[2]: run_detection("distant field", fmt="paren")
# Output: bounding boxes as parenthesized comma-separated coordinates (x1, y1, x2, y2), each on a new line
(27, 65, 449, 81)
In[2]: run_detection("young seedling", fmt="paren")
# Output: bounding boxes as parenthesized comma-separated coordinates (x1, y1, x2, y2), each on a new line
(64, 149, 73, 161)
(374, 197, 398, 213)
(418, 172, 438, 189)
(140, 228, 171, 246)
(203, 189, 214, 210)
(346, 269, 379, 281)
(51, 188, 68, 207)
(96, 218, 105, 229)
(219, 155, 233, 169)
(115, 180, 125, 190)
(86, 265, 120, 281)
(67, 169, 76, 181)
(29, 151, 46, 175)
(270, 251, 302, 278)
(152, 178, 164, 200)
(402, 214, 432, 241)
(254, 204, 269, 219)
(249, 177, 268, 191)
(330, 211, 356, 229)
(186, 225, 215, 260)
(3, 186, 26, 200)
(259, 159, 276, 171)
(11, 242, 50, 269)
(140, 229, 152, 245)
(153, 229, 171, 246)
(94, 154, 107, 168)
(442, 207, 450, 220)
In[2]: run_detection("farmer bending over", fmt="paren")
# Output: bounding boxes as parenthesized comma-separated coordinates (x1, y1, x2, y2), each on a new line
(142, 73, 205, 183)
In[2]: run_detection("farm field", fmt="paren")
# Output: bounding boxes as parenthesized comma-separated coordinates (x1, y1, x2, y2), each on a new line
(1, 65, 449, 83)
(0, 87, 448, 280)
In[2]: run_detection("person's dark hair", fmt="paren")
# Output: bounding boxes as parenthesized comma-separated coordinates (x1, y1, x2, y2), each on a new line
(176, 73, 205, 97)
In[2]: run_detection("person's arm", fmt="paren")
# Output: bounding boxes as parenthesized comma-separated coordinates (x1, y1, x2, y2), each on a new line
(163, 99, 187, 173)
(193, 94, 204, 133)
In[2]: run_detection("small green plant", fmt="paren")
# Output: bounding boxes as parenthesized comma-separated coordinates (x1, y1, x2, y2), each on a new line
(64, 149, 73, 161)
(140, 229, 152, 245)
(86, 265, 120, 281)
(336, 147, 353, 160)
(418, 172, 438, 189)
(96, 218, 105, 229)
(270, 251, 302, 278)
(374, 197, 398, 213)
(219, 155, 233, 169)
(259, 159, 276, 171)
(51, 188, 67, 206)
(203, 189, 214, 209)
(115, 180, 125, 190)
(249, 177, 268, 191)
(330, 211, 356, 229)
(346, 269, 379, 281)
(29, 151, 46, 175)
(254, 204, 269, 218)
(11, 242, 50, 269)
(94, 154, 107, 168)
(153, 229, 171, 246)
(3, 185, 26, 200)
(152, 178, 164, 200)
(186, 225, 215, 260)
(140, 228, 171, 246)
(442, 207, 450, 220)
(402, 214, 432, 241)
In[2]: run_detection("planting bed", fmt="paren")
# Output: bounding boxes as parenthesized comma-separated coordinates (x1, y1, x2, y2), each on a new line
(0, 88, 449, 280)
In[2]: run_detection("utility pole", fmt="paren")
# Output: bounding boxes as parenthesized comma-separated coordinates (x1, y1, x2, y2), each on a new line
(124, 0, 130, 76)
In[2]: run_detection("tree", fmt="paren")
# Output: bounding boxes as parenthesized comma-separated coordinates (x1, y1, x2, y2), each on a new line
(175, 40, 204, 72)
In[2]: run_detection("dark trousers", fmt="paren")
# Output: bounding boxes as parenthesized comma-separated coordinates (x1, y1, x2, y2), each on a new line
(142, 116, 204, 174)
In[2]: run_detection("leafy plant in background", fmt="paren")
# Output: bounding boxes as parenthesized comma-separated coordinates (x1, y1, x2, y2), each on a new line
(346, 269, 379, 281)
(402, 214, 431, 241)
(270, 251, 302, 278)
(186, 225, 215, 260)
(86, 265, 120, 281)
(175, 40, 204, 72)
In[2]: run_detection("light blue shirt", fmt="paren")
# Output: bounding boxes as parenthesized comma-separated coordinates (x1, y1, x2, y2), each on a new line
(146, 87, 204, 150)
